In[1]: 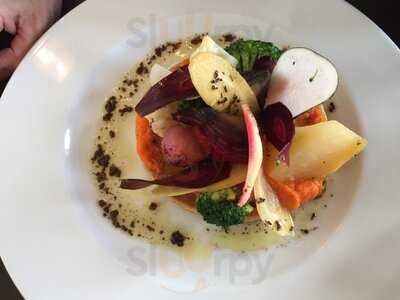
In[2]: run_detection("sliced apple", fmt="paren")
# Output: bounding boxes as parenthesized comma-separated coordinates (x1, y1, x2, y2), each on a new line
(264, 120, 368, 182)
(190, 35, 238, 67)
(189, 52, 259, 114)
(239, 104, 263, 206)
(266, 48, 338, 117)
(254, 171, 294, 236)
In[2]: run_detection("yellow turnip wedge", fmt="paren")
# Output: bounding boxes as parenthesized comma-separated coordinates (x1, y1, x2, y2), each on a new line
(254, 171, 294, 237)
(239, 103, 263, 206)
(190, 35, 238, 67)
(189, 52, 259, 113)
(264, 120, 368, 182)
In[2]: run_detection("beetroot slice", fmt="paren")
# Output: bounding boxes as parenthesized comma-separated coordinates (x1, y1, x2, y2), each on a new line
(262, 102, 295, 165)
(173, 108, 248, 163)
(135, 65, 198, 117)
(120, 160, 231, 190)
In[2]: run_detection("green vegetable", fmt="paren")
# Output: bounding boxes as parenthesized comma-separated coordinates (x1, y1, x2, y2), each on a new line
(196, 187, 254, 228)
(225, 39, 283, 73)
(177, 98, 208, 111)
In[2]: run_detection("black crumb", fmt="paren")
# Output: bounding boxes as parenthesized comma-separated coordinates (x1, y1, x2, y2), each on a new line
(170, 231, 187, 247)
(310, 212, 316, 220)
(136, 62, 149, 75)
(222, 33, 236, 42)
(109, 164, 121, 177)
(190, 35, 203, 45)
(119, 105, 133, 116)
(98, 200, 107, 207)
(109, 130, 116, 138)
(328, 102, 336, 113)
(149, 202, 158, 211)
(105, 96, 117, 114)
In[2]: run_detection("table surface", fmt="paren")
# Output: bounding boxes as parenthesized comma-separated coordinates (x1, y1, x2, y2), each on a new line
(0, 0, 399, 299)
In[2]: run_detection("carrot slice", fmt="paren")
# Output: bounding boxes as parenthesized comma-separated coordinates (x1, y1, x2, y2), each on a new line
(135, 114, 164, 175)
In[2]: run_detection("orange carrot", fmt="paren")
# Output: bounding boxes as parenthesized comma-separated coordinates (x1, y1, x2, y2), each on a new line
(135, 114, 164, 175)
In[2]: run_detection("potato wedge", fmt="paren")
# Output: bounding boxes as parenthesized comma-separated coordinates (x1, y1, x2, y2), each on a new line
(264, 120, 367, 181)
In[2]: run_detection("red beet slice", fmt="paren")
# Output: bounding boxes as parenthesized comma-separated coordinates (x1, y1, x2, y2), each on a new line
(135, 65, 198, 117)
(120, 160, 231, 190)
(262, 102, 295, 165)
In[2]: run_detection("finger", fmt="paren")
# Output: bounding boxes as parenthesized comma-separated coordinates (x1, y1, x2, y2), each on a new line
(0, 12, 17, 34)
(0, 48, 18, 79)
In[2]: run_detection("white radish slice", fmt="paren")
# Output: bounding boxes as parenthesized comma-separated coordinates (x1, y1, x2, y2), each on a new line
(189, 52, 259, 114)
(238, 103, 263, 206)
(254, 171, 294, 237)
(191, 35, 238, 67)
(147, 63, 176, 137)
(149, 63, 172, 86)
(266, 48, 338, 117)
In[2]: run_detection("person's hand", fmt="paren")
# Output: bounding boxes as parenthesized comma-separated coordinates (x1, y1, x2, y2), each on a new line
(0, 0, 62, 79)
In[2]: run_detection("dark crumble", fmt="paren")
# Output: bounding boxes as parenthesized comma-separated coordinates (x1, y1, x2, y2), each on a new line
(146, 225, 155, 232)
(301, 229, 309, 235)
(155, 44, 167, 57)
(91, 144, 105, 163)
(105, 96, 117, 114)
(190, 35, 203, 45)
(170, 231, 187, 247)
(95, 171, 107, 183)
(310, 212, 316, 220)
(119, 105, 133, 116)
(109, 164, 121, 177)
(130, 221, 135, 228)
(328, 101, 336, 113)
(109, 130, 116, 138)
(222, 33, 236, 43)
(149, 202, 158, 211)
(275, 220, 281, 231)
(136, 62, 149, 75)
(98, 200, 107, 208)
(103, 112, 113, 122)
(97, 153, 110, 169)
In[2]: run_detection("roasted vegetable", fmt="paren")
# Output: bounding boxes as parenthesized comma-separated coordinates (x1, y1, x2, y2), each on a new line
(264, 120, 368, 181)
(196, 188, 254, 227)
(120, 160, 231, 190)
(225, 39, 282, 73)
(189, 52, 259, 114)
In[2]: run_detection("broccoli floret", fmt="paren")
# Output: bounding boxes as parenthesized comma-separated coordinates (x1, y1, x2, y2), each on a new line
(225, 39, 283, 73)
(196, 188, 254, 228)
(177, 98, 208, 111)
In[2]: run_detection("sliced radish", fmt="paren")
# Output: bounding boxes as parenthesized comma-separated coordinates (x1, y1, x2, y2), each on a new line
(149, 63, 172, 86)
(254, 171, 294, 236)
(266, 48, 338, 117)
(189, 52, 259, 114)
(238, 103, 263, 207)
(191, 35, 238, 67)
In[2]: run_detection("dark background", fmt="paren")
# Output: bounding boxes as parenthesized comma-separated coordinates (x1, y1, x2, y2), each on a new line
(0, 0, 399, 299)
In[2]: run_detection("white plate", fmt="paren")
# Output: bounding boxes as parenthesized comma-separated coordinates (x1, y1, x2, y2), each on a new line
(1, 0, 400, 299)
